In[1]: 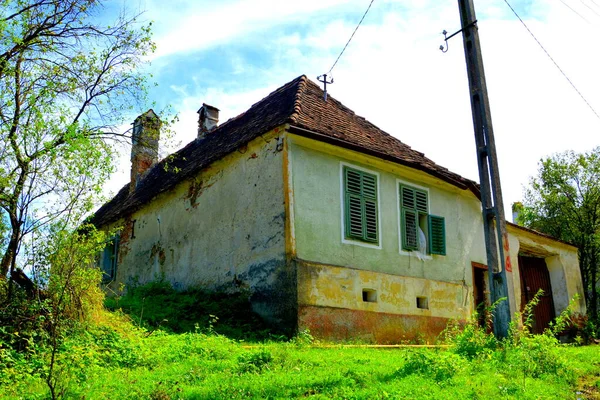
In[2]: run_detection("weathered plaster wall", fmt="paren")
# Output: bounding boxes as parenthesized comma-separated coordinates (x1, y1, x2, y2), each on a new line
(507, 225, 586, 316)
(297, 260, 468, 342)
(287, 135, 487, 341)
(109, 128, 295, 328)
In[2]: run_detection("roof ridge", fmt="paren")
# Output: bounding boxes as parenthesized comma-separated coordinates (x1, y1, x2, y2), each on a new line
(288, 75, 308, 124)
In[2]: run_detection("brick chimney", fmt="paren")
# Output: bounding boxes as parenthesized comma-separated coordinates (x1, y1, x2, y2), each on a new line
(197, 104, 219, 139)
(130, 109, 161, 192)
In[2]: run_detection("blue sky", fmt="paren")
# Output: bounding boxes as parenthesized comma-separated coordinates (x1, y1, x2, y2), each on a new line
(105, 0, 600, 217)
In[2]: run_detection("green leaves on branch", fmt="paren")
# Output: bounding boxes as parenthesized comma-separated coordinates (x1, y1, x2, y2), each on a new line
(521, 147, 600, 322)
(0, 0, 156, 277)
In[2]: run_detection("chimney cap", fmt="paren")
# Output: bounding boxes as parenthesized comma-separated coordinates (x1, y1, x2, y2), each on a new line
(197, 103, 220, 114)
(134, 109, 160, 122)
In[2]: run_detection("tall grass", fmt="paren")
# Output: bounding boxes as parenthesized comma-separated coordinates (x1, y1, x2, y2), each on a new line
(1, 282, 598, 399)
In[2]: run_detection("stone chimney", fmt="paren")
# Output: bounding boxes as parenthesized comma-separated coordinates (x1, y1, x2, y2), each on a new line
(197, 103, 219, 139)
(130, 109, 161, 192)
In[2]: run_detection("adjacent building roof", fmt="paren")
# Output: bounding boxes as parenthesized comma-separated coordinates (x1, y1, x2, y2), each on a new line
(92, 75, 479, 227)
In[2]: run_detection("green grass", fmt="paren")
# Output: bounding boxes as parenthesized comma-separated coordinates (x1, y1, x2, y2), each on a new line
(104, 281, 280, 341)
(1, 325, 599, 399)
(2, 284, 599, 399)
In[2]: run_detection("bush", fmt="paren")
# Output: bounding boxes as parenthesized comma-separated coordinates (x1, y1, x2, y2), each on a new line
(395, 350, 465, 382)
(500, 290, 577, 382)
(443, 300, 499, 360)
(237, 349, 273, 373)
(443, 317, 497, 360)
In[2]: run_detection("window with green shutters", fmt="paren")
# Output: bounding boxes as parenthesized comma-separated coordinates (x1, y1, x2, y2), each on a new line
(344, 167, 378, 244)
(399, 184, 446, 255)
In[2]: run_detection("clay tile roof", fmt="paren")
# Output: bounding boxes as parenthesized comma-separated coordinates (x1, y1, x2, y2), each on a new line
(91, 75, 479, 227)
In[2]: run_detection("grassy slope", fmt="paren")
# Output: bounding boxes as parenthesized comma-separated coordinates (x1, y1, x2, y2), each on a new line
(3, 284, 599, 399)
(3, 329, 599, 399)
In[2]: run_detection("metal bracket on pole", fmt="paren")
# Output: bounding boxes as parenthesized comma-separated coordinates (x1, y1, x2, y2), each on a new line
(439, 20, 477, 53)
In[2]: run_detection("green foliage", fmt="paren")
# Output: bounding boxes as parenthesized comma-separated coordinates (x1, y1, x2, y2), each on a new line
(395, 350, 465, 382)
(442, 298, 501, 360)
(0, 0, 157, 277)
(290, 329, 316, 347)
(521, 147, 600, 322)
(1, 278, 597, 398)
(1, 319, 598, 399)
(443, 313, 498, 360)
(237, 348, 273, 373)
(104, 281, 278, 341)
(498, 291, 577, 384)
(0, 283, 49, 354)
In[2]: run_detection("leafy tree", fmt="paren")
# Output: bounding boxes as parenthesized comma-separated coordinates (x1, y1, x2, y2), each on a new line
(0, 0, 154, 280)
(520, 147, 600, 322)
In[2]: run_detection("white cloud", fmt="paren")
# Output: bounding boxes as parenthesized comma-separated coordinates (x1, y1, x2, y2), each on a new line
(145, 0, 365, 59)
(107, 0, 600, 220)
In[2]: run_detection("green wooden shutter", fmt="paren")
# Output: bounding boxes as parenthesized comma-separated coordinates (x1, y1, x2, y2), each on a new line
(362, 173, 378, 243)
(346, 194, 363, 239)
(402, 209, 418, 250)
(415, 190, 428, 213)
(364, 199, 378, 242)
(428, 215, 446, 255)
(344, 167, 378, 243)
(400, 185, 423, 251)
(401, 186, 415, 209)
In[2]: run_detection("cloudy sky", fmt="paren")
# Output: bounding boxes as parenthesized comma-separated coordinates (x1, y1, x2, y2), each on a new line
(106, 0, 600, 219)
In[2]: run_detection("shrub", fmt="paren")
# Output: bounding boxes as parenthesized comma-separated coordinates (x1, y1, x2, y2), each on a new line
(443, 300, 499, 360)
(395, 350, 464, 382)
(501, 290, 577, 382)
(443, 317, 497, 360)
(237, 348, 273, 373)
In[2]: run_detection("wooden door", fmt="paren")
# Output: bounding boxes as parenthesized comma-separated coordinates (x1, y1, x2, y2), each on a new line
(472, 262, 488, 328)
(518, 256, 555, 334)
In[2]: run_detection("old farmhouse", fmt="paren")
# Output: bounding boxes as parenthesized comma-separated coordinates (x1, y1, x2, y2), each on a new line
(92, 75, 586, 342)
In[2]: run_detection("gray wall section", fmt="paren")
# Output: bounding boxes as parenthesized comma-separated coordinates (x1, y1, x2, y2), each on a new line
(108, 132, 296, 331)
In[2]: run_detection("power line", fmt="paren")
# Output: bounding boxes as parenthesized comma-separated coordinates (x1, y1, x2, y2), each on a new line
(503, 0, 600, 121)
(326, 0, 375, 75)
(580, 0, 600, 18)
(558, 0, 591, 23)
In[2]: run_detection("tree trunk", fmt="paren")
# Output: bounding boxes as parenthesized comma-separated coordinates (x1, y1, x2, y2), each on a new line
(0, 218, 20, 278)
(591, 249, 598, 322)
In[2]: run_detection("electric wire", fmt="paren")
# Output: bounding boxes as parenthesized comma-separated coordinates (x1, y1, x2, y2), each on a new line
(558, 0, 591, 23)
(326, 0, 375, 75)
(503, 0, 600, 121)
(580, 0, 600, 18)
(585, 0, 600, 10)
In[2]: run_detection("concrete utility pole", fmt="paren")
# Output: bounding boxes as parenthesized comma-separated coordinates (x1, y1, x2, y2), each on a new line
(457, 0, 512, 338)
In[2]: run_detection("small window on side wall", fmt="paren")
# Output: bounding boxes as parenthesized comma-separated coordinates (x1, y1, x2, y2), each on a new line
(343, 167, 379, 244)
(101, 234, 119, 283)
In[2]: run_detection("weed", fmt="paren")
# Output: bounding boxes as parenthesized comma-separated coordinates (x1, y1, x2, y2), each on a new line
(443, 299, 499, 360)
(395, 350, 464, 382)
(237, 348, 273, 373)
(290, 329, 315, 347)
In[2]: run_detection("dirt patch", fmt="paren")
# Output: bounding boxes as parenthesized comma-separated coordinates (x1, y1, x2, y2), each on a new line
(578, 375, 600, 399)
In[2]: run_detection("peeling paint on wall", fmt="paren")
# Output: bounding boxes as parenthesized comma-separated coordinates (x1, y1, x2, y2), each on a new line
(109, 128, 294, 329)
